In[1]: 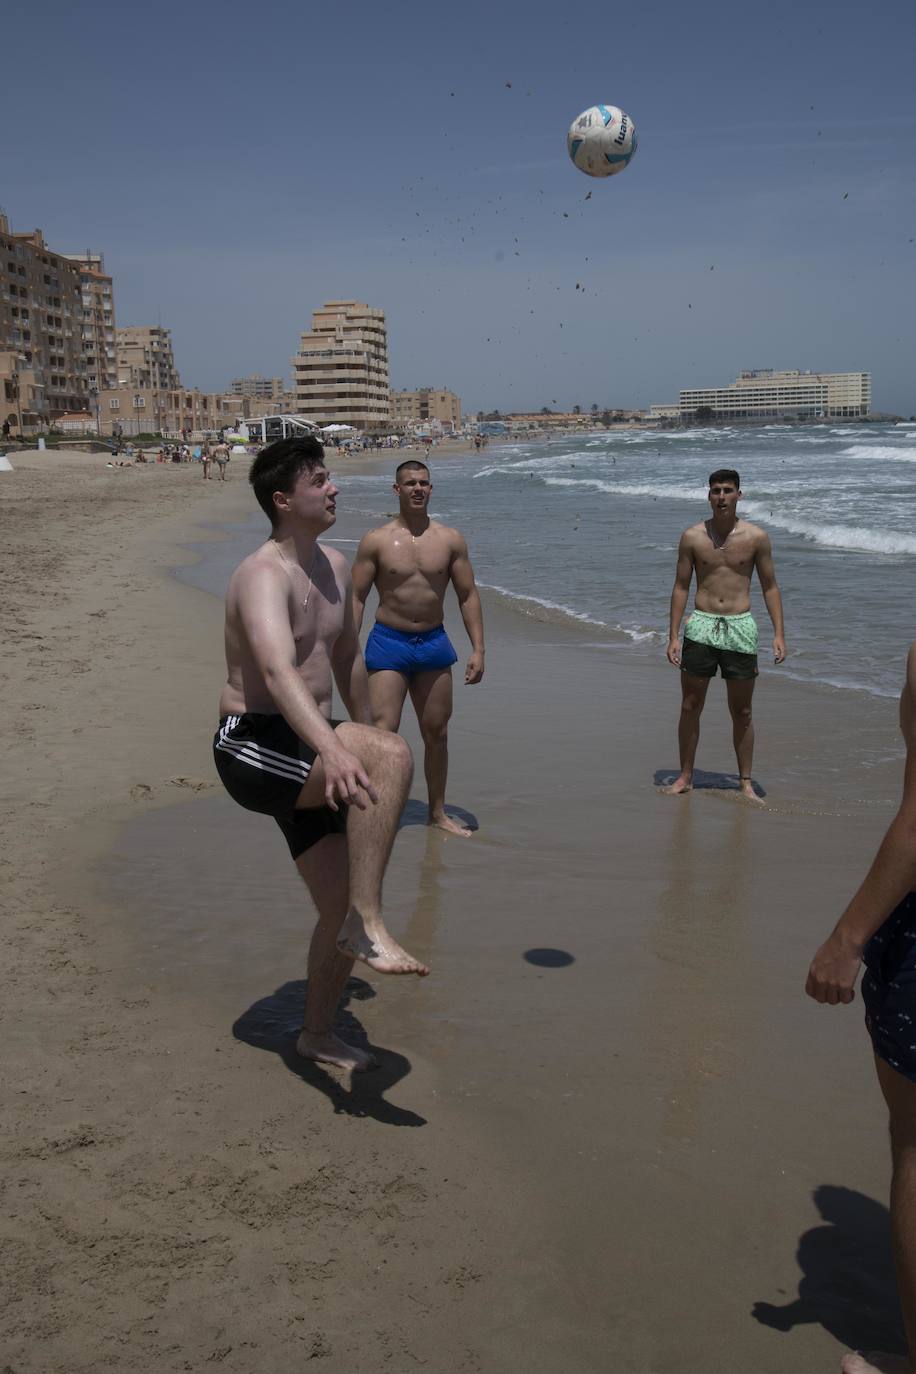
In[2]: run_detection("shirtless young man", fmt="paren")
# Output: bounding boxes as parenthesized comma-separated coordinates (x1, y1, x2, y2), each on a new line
(213, 437, 428, 1074)
(807, 644, 916, 1374)
(665, 467, 786, 801)
(351, 460, 485, 838)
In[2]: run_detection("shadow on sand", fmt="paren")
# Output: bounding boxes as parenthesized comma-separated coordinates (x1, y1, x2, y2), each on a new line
(653, 766, 767, 799)
(232, 977, 426, 1127)
(752, 1184, 906, 1356)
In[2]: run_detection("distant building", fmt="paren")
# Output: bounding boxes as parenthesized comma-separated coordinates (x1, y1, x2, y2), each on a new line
(292, 300, 390, 430)
(63, 252, 117, 393)
(648, 404, 680, 420)
(116, 325, 181, 392)
(0, 211, 88, 427)
(391, 387, 461, 432)
(680, 369, 871, 420)
(228, 374, 287, 399)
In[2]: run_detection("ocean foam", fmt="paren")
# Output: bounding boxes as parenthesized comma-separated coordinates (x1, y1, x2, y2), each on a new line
(480, 582, 608, 628)
(740, 500, 916, 555)
(842, 444, 916, 462)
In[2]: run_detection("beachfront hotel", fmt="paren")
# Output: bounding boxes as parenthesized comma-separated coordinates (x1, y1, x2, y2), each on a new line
(116, 325, 181, 393)
(63, 252, 117, 395)
(390, 387, 461, 432)
(679, 369, 871, 420)
(0, 211, 88, 427)
(292, 301, 390, 431)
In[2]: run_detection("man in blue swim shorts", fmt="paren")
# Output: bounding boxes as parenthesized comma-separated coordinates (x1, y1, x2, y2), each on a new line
(665, 467, 787, 803)
(807, 642, 916, 1374)
(352, 460, 485, 836)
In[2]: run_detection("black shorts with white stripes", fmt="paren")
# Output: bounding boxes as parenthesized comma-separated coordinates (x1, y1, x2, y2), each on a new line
(213, 713, 346, 860)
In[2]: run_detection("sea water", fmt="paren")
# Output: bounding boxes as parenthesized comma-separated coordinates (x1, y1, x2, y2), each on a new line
(334, 422, 916, 702)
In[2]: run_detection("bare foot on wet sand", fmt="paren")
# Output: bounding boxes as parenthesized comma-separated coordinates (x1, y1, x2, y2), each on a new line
(661, 775, 692, 796)
(739, 778, 766, 805)
(430, 811, 473, 837)
(296, 1028, 378, 1072)
(842, 1353, 911, 1374)
(337, 910, 430, 976)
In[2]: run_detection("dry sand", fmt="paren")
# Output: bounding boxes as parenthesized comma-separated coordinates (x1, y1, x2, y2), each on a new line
(0, 450, 908, 1371)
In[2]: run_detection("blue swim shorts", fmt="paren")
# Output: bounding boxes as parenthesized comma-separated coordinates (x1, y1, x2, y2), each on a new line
(862, 892, 916, 1084)
(364, 621, 458, 678)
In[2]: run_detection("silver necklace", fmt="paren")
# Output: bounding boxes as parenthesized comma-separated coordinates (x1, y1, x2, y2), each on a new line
(275, 541, 318, 611)
(707, 518, 738, 550)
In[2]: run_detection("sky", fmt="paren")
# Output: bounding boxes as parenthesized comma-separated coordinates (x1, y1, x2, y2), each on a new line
(5, 0, 916, 415)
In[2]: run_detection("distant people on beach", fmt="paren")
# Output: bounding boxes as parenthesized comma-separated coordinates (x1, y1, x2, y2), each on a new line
(806, 641, 916, 1374)
(351, 459, 485, 837)
(213, 435, 428, 1074)
(213, 441, 230, 480)
(664, 468, 786, 802)
(201, 442, 212, 479)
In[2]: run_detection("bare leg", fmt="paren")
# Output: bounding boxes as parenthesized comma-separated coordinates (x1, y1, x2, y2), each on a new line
(726, 677, 762, 803)
(410, 667, 470, 836)
(295, 722, 428, 976)
(662, 673, 710, 795)
(294, 833, 376, 1072)
(367, 668, 410, 732)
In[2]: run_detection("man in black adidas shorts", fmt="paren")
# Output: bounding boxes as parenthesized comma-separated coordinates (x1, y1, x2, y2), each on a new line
(214, 436, 429, 1074)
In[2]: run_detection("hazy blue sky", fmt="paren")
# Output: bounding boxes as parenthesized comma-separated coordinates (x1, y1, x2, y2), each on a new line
(5, 0, 915, 413)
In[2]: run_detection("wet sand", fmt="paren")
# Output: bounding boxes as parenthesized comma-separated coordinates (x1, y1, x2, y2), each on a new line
(1, 451, 907, 1371)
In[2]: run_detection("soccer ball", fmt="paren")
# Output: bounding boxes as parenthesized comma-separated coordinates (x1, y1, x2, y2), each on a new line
(567, 104, 638, 178)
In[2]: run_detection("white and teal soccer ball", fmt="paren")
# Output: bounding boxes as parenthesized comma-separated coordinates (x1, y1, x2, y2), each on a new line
(567, 104, 638, 178)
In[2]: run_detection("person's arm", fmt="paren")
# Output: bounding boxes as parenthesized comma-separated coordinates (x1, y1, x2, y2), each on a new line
(667, 533, 694, 666)
(350, 533, 378, 634)
(238, 565, 376, 810)
(755, 533, 787, 663)
(806, 643, 916, 1004)
(450, 533, 485, 684)
(331, 559, 373, 726)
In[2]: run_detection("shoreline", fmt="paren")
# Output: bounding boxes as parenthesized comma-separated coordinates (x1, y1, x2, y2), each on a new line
(2, 450, 905, 1370)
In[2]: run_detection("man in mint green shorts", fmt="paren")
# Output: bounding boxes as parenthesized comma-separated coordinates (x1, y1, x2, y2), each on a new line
(664, 468, 786, 802)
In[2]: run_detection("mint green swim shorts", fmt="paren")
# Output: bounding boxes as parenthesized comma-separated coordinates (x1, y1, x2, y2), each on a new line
(681, 609, 758, 680)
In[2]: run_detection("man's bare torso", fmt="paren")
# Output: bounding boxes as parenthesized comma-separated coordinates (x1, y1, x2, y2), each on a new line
(685, 519, 766, 615)
(366, 520, 460, 632)
(219, 542, 348, 717)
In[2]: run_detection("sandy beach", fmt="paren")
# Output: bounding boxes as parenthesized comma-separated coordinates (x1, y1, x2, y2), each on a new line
(1, 446, 907, 1371)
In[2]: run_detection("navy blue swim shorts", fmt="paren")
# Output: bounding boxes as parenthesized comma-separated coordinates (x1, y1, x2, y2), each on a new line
(364, 621, 458, 678)
(862, 892, 916, 1083)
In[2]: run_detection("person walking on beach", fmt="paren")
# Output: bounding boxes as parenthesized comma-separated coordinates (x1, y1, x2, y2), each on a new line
(351, 460, 485, 837)
(664, 468, 786, 801)
(213, 436, 429, 1074)
(806, 642, 916, 1374)
(201, 441, 212, 480)
(213, 440, 230, 481)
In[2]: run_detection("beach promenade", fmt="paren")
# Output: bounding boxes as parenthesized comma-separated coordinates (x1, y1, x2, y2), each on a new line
(0, 446, 906, 1370)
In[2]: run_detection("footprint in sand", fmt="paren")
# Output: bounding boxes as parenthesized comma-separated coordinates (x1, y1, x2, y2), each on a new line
(129, 783, 153, 801)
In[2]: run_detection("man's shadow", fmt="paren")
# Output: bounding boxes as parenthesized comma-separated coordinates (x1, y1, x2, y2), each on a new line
(232, 977, 426, 1127)
(653, 766, 767, 799)
(752, 1184, 905, 1354)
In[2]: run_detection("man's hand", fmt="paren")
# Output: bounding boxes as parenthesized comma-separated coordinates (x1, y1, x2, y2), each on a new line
(805, 932, 863, 1005)
(465, 652, 485, 685)
(773, 636, 787, 664)
(666, 638, 681, 667)
(319, 742, 379, 812)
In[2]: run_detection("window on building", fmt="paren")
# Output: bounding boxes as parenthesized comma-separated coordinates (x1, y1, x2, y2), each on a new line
(109, 399, 120, 410)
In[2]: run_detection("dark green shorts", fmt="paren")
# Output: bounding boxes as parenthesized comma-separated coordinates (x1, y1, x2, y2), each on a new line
(681, 636, 758, 681)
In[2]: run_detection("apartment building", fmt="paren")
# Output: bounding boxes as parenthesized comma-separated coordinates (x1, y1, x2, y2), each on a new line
(292, 301, 390, 430)
(116, 325, 181, 392)
(0, 211, 88, 427)
(680, 369, 871, 420)
(63, 252, 117, 392)
(228, 374, 287, 399)
(390, 387, 461, 431)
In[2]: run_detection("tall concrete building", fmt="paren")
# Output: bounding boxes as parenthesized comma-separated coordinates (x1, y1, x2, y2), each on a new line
(390, 387, 461, 431)
(292, 300, 389, 430)
(116, 325, 181, 392)
(63, 252, 117, 393)
(680, 369, 871, 420)
(1, 211, 88, 428)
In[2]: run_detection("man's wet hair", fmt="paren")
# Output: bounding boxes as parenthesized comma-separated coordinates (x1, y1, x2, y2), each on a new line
(708, 467, 740, 489)
(250, 435, 326, 528)
(395, 459, 430, 482)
